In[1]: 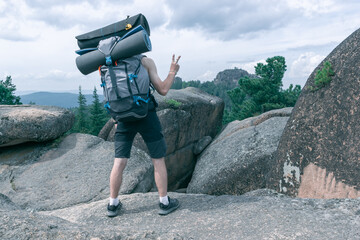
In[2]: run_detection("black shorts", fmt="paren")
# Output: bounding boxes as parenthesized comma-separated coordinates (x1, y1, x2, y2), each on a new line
(114, 110, 167, 159)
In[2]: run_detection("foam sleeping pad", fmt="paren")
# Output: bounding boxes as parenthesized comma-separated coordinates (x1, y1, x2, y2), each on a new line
(75, 30, 152, 75)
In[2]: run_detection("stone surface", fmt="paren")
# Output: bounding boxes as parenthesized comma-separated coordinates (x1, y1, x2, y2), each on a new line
(187, 108, 292, 195)
(193, 136, 212, 155)
(0, 105, 74, 147)
(99, 87, 224, 190)
(298, 163, 360, 198)
(0, 133, 153, 211)
(0, 193, 19, 211)
(2, 190, 359, 240)
(267, 28, 360, 198)
(97, 118, 116, 141)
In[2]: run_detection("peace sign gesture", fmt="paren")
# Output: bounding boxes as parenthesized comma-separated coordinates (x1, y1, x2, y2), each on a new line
(169, 54, 181, 75)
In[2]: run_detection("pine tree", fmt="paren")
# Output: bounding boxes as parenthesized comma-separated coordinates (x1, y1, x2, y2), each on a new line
(224, 56, 301, 124)
(90, 87, 108, 135)
(74, 86, 88, 133)
(0, 76, 22, 105)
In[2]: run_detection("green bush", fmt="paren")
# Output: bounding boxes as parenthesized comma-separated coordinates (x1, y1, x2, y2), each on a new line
(308, 61, 335, 91)
(165, 99, 182, 108)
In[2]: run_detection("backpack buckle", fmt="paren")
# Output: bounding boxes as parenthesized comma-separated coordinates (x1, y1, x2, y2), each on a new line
(104, 102, 110, 109)
(105, 56, 112, 66)
(128, 73, 138, 82)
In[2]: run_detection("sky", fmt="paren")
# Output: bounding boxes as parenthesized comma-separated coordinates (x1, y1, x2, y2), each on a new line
(0, 0, 359, 94)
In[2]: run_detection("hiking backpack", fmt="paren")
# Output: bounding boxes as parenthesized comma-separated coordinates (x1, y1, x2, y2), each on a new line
(98, 37, 151, 122)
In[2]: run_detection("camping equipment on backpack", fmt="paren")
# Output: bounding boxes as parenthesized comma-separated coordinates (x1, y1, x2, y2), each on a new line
(74, 14, 153, 121)
(76, 26, 151, 75)
(99, 54, 151, 122)
(75, 13, 150, 49)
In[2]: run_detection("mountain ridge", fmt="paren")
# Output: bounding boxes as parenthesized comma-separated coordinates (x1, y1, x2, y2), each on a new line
(20, 91, 104, 109)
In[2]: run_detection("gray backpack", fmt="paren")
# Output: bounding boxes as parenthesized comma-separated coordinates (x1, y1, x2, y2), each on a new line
(98, 37, 151, 122)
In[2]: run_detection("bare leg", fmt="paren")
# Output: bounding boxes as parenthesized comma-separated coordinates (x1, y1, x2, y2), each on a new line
(152, 157, 168, 197)
(110, 158, 128, 198)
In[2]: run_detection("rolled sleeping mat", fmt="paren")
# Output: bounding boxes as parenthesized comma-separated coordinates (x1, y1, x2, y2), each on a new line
(75, 13, 150, 49)
(75, 30, 152, 75)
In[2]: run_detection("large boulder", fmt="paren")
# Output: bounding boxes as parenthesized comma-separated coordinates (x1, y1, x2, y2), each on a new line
(0, 105, 74, 147)
(0, 133, 154, 211)
(267, 28, 360, 198)
(2, 190, 359, 239)
(187, 108, 292, 195)
(99, 87, 224, 190)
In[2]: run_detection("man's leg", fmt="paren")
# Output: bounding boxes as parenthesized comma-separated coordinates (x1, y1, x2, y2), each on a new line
(152, 157, 180, 215)
(110, 158, 128, 198)
(107, 157, 127, 217)
(139, 111, 179, 214)
(152, 157, 168, 197)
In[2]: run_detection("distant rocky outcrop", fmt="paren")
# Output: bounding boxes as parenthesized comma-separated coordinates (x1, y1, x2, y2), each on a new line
(187, 108, 292, 195)
(0, 105, 74, 147)
(213, 68, 256, 87)
(1, 190, 359, 239)
(267, 28, 360, 198)
(98, 87, 224, 190)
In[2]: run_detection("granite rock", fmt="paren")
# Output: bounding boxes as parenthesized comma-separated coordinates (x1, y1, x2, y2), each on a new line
(187, 108, 292, 195)
(2, 190, 359, 240)
(0, 105, 74, 147)
(0, 133, 153, 211)
(267, 28, 360, 198)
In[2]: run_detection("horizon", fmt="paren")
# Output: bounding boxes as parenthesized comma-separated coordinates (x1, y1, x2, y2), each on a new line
(13, 66, 255, 95)
(16, 89, 101, 95)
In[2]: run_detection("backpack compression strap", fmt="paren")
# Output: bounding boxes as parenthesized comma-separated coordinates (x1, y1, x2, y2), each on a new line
(129, 60, 142, 94)
(124, 62, 134, 99)
(108, 64, 121, 99)
(125, 59, 150, 106)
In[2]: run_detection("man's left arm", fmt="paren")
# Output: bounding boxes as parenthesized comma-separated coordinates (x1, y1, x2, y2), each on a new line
(142, 55, 181, 96)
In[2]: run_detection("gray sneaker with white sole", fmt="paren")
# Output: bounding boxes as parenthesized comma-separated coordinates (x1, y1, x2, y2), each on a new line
(107, 202, 122, 217)
(158, 197, 180, 215)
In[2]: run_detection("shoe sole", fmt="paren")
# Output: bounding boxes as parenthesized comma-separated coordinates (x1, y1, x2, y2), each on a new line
(107, 210, 119, 217)
(107, 204, 122, 217)
(158, 203, 180, 215)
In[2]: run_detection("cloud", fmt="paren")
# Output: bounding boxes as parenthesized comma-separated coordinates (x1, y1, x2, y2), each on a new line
(2, 0, 360, 93)
(0, 0, 177, 46)
(11, 68, 94, 93)
(229, 59, 266, 74)
(287, 0, 337, 16)
(0, 0, 170, 42)
(23, 0, 169, 31)
(0, 0, 39, 41)
(196, 70, 217, 82)
(165, 0, 300, 40)
(289, 52, 325, 78)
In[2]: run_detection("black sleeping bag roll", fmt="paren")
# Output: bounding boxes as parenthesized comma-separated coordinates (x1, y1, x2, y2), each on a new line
(75, 13, 150, 49)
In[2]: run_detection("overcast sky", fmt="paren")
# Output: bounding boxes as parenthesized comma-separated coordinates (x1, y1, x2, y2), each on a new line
(1, 0, 359, 94)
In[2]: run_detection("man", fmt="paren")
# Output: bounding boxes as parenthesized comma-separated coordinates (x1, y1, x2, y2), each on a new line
(107, 54, 181, 217)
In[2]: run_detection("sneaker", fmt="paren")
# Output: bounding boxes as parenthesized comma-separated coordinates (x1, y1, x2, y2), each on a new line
(158, 197, 180, 215)
(107, 202, 122, 217)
